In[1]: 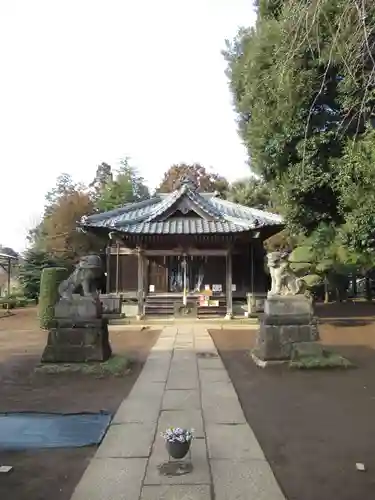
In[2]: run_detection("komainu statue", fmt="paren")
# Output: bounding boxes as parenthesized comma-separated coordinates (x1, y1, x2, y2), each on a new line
(58, 254, 103, 300)
(266, 251, 305, 297)
(42, 254, 111, 363)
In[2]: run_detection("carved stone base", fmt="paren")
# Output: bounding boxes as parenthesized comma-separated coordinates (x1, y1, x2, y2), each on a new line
(251, 352, 289, 368)
(252, 295, 320, 364)
(41, 319, 112, 363)
(41, 297, 112, 363)
(54, 296, 103, 320)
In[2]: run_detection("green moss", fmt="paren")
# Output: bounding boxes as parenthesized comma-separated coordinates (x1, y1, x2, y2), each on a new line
(290, 352, 354, 370)
(38, 267, 68, 329)
(35, 355, 130, 377)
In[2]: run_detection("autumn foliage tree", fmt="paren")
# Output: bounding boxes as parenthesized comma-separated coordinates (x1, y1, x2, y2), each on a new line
(157, 163, 229, 194)
(42, 190, 102, 264)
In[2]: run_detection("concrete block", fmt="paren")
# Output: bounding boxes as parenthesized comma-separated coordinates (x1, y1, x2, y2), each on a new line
(70, 458, 147, 500)
(162, 390, 201, 410)
(206, 424, 265, 460)
(113, 399, 161, 424)
(141, 485, 211, 500)
(199, 369, 230, 384)
(201, 400, 246, 424)
(167, 372, 199, 390)
(127, 381, 165, 401)
(211, 459, 285, 500)
(96, 423, 156, 458)
(137, 366, 169, 383)
(197, 358, 225, 370)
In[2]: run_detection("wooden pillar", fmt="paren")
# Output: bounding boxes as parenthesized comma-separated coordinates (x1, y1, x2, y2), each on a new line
(137, 249, 145, 319)
(115, 243, 120, 294)
(249, 244, 256, 315)
(225, 249, 233, 319)
(7, 257, 11, 296)
(105, 246, 111, 293)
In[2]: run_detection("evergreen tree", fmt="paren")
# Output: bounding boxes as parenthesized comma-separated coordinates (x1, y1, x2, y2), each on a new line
(226, 177, 273, 209)
(224, 0, 375, 237)
(19, 249, 60, 300)
(96, 158, 150, 211)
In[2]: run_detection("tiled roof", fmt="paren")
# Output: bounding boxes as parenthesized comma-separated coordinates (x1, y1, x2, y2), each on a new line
(79, 181, 283, 235)
(107, 219, 253, 235)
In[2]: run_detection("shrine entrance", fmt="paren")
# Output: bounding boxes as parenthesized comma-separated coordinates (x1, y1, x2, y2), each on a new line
(167, 256, 206, 293)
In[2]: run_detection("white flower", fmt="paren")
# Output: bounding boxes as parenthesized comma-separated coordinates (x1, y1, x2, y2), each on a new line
(161, 427, 195, 443)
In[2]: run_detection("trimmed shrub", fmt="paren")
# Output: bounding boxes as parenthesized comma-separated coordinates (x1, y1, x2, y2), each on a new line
(38, 267, 68, 329)
(0, 297, 16, 309)
(0, 296, 29, 309)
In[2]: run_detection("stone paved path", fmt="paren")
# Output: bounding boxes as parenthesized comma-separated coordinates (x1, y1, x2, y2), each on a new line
(70, 326, 285, 500)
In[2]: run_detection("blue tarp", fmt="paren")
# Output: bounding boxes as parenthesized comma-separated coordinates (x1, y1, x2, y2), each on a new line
(0, 412, 112, 450)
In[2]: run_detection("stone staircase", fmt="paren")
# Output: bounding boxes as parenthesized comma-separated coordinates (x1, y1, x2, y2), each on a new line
(144, 294, 179, 317)
(144, 294, 227, 318)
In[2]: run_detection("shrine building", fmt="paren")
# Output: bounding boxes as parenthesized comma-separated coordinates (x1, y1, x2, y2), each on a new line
(78, 178, 283, 319)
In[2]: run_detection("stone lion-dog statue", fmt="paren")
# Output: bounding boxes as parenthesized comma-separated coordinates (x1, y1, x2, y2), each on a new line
(58, 254, 103, 300)
(266, 251, 305, 297)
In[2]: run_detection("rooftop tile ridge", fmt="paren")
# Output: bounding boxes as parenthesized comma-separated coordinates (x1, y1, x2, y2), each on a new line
(212, 197, 283, 222)
(81, 196, 161, 223)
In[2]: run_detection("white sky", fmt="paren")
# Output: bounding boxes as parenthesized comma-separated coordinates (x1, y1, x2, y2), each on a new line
(0, 0, 256, 252)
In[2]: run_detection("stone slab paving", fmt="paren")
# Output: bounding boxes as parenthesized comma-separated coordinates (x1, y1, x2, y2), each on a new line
(70, 325, 285, 500)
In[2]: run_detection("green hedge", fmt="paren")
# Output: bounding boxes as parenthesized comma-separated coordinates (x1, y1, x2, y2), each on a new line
(0, 296, 32, 309)
(38, 267, 68, 329)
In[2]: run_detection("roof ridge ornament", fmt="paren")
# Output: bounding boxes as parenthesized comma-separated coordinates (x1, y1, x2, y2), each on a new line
(180, 175, 198, 191)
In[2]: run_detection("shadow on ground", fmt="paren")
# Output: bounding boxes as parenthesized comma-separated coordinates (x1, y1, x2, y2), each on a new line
(210, 312, 375, 500)
(316, 301, 375, 327)
(0, 311, 160, 500)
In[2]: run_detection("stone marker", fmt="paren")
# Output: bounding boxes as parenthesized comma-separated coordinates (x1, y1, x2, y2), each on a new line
(0, 466, 13, 473)
(41, 255, 112, 363)
(356, 463, 366, 471)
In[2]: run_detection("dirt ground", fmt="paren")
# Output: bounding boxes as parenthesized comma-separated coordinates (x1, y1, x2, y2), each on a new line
(0, 308, 159, 500)
(210, 302, 375, 500)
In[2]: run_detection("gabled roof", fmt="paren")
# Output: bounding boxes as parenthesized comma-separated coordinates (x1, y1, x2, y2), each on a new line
(79, 179, 283, 235)
(0, 252, 18, 260)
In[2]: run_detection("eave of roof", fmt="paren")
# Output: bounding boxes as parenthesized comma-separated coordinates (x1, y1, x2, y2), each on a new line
(79, 180, 283, 235)
(0, 252, 18, 260)
(108, 219, 254, 235)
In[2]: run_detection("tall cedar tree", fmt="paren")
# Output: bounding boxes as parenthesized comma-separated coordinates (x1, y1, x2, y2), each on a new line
(95, 159, 150, 212)
(224, 0, 375, 246)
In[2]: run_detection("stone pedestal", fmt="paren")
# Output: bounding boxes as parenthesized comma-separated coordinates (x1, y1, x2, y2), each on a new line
(41, 297, 112, 363)
(252, 295, 319, 365)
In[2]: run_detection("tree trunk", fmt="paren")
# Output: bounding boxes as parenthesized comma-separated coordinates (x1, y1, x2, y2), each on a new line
(352, 274, 357, 297)
(324, 277, 329, 304)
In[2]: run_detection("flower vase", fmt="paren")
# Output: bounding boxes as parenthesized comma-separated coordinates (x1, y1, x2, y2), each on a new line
(166, 440, 191, 459)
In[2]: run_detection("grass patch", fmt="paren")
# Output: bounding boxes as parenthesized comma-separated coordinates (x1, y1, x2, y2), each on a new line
(35, 355, 130, 377)
(290, 352, 354, 370)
